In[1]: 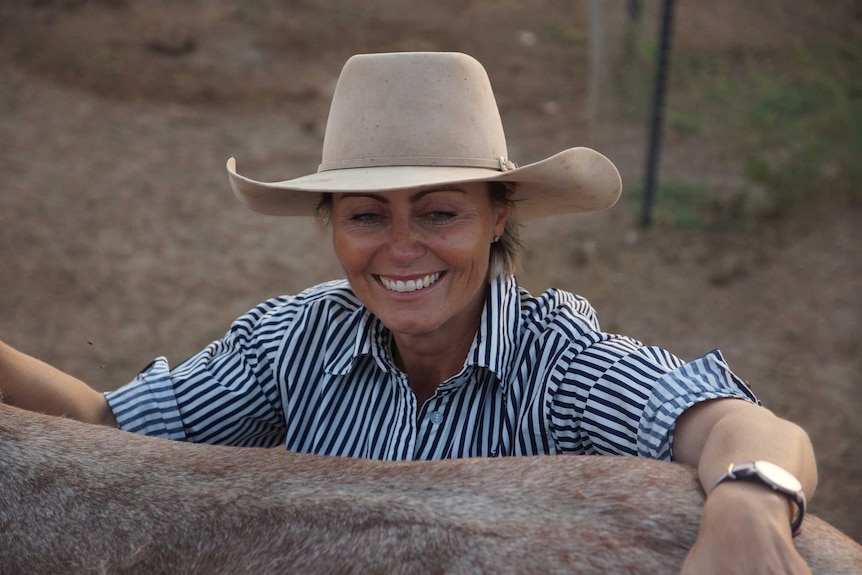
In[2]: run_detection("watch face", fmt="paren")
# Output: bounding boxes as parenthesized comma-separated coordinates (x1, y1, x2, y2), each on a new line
(754, 460, 803, 493)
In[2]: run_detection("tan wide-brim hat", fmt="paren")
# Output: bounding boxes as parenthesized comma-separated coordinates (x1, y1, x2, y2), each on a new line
(227, 51, 621, 221)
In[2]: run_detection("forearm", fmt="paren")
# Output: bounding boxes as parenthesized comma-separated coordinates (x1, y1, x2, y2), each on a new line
(680, 400, 817, 497)
(0, 340, 116, 426)
(675, 400, 817, 574)
(704, 408, 815, 497)
(675, 397, 817, 550)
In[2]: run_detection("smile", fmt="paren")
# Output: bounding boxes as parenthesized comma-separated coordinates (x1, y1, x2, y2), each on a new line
(379, 273, 441, 293)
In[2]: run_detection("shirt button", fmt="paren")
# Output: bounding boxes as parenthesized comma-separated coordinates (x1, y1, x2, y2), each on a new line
(429, 411, 444, 424)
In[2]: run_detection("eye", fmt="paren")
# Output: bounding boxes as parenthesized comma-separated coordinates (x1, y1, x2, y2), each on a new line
(424, 210, 457, 224)
(349, 212, 384, 225)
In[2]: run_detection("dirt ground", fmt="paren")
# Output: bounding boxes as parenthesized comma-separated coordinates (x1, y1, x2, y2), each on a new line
(1, 1, 859, 542)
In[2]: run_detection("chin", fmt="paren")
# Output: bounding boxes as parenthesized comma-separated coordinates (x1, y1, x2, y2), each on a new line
(377, 310, 445, 336)
(385, 320, 439, 337)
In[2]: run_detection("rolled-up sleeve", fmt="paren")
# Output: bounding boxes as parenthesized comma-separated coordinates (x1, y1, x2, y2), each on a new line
(105, 298, 289, 447)
(553, 338, 758, 460)
(106, 357, 187, 440)
(638, 348, 759, 460)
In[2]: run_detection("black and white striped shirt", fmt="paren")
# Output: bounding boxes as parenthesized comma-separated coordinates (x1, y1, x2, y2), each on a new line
(106, 275, 757, 461)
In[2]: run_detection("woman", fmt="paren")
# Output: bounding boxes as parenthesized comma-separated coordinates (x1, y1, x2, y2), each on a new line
(1, 52, 816, 574)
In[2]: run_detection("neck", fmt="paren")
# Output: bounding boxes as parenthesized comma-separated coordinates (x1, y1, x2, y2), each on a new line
(392, 330, 476, 407)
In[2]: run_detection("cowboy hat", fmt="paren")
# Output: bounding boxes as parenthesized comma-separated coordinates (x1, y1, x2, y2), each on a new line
(227, 51, 621, 221)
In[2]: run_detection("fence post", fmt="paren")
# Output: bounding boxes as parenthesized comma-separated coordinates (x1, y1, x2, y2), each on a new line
(640, 0, 677, 228)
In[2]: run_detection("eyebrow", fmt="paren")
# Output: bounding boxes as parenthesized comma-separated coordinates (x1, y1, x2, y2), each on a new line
(342, 186, 467, 204)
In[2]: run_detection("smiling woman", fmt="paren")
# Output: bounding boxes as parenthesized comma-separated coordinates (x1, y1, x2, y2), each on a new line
(0, 51, 821, 574)
(328, 183, 509, 403)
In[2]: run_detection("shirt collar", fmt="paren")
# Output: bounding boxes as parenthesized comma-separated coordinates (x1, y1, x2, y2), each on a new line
(465, 274, 520, 386)
(323, 303, 391, 376)
(324, 275, 522, 387)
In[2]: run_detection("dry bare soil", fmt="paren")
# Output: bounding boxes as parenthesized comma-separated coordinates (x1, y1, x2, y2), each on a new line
(1, 0, 859, 542)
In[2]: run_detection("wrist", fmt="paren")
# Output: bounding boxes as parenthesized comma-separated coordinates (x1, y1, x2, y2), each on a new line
(710, 480, 793, 520)
(712, 461, 806, 536)
(702, 481, 798, 546)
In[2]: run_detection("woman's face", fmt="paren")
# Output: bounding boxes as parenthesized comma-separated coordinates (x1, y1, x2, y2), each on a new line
(331, 182, 509, 342)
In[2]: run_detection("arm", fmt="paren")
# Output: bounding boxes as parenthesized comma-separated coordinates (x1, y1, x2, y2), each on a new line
(674, 398, 817, 574)
(0, 340, 116, 426)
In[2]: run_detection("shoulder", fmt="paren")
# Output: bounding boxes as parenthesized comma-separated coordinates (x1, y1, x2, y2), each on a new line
(517, 285, 602, 342)
(230, 279, 361, 337)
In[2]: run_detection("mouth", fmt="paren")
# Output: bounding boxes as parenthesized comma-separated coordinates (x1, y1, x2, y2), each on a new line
(378, 272, 442, 293)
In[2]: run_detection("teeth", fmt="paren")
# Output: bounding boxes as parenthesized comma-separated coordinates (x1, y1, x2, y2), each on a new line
(381, 273, 441, 293)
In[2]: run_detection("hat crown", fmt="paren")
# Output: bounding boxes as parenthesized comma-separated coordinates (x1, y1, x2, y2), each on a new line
(320, 52, 510, 172)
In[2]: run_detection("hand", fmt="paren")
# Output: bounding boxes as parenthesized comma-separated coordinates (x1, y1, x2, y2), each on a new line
(681, 481, 811, 575)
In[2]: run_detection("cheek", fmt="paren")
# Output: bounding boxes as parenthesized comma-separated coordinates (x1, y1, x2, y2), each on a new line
(332, 232, 364, 273)
(447, 235, 492, 278)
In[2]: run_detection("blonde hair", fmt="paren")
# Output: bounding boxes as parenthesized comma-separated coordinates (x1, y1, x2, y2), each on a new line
(487, 181, 522, 278)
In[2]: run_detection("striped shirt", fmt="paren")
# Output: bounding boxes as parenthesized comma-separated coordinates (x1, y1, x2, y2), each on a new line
(106, 275, 758, 461)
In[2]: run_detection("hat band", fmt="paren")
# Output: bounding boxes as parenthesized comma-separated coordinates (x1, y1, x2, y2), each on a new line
(319, 155, 517, 173)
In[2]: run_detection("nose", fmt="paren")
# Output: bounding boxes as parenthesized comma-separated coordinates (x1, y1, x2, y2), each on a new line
(386, 218, 425, 266)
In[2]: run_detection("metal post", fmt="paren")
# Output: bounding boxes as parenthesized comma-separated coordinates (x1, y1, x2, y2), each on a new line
(640, 0, 676, 228)
(588, 0, 606, 124)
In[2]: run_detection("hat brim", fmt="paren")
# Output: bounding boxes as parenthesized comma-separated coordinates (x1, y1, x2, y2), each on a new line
(227, 147, 621, 221)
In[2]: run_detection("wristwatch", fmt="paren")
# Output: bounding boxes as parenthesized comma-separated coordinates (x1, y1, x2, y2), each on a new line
(713, 461, 807, 536)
